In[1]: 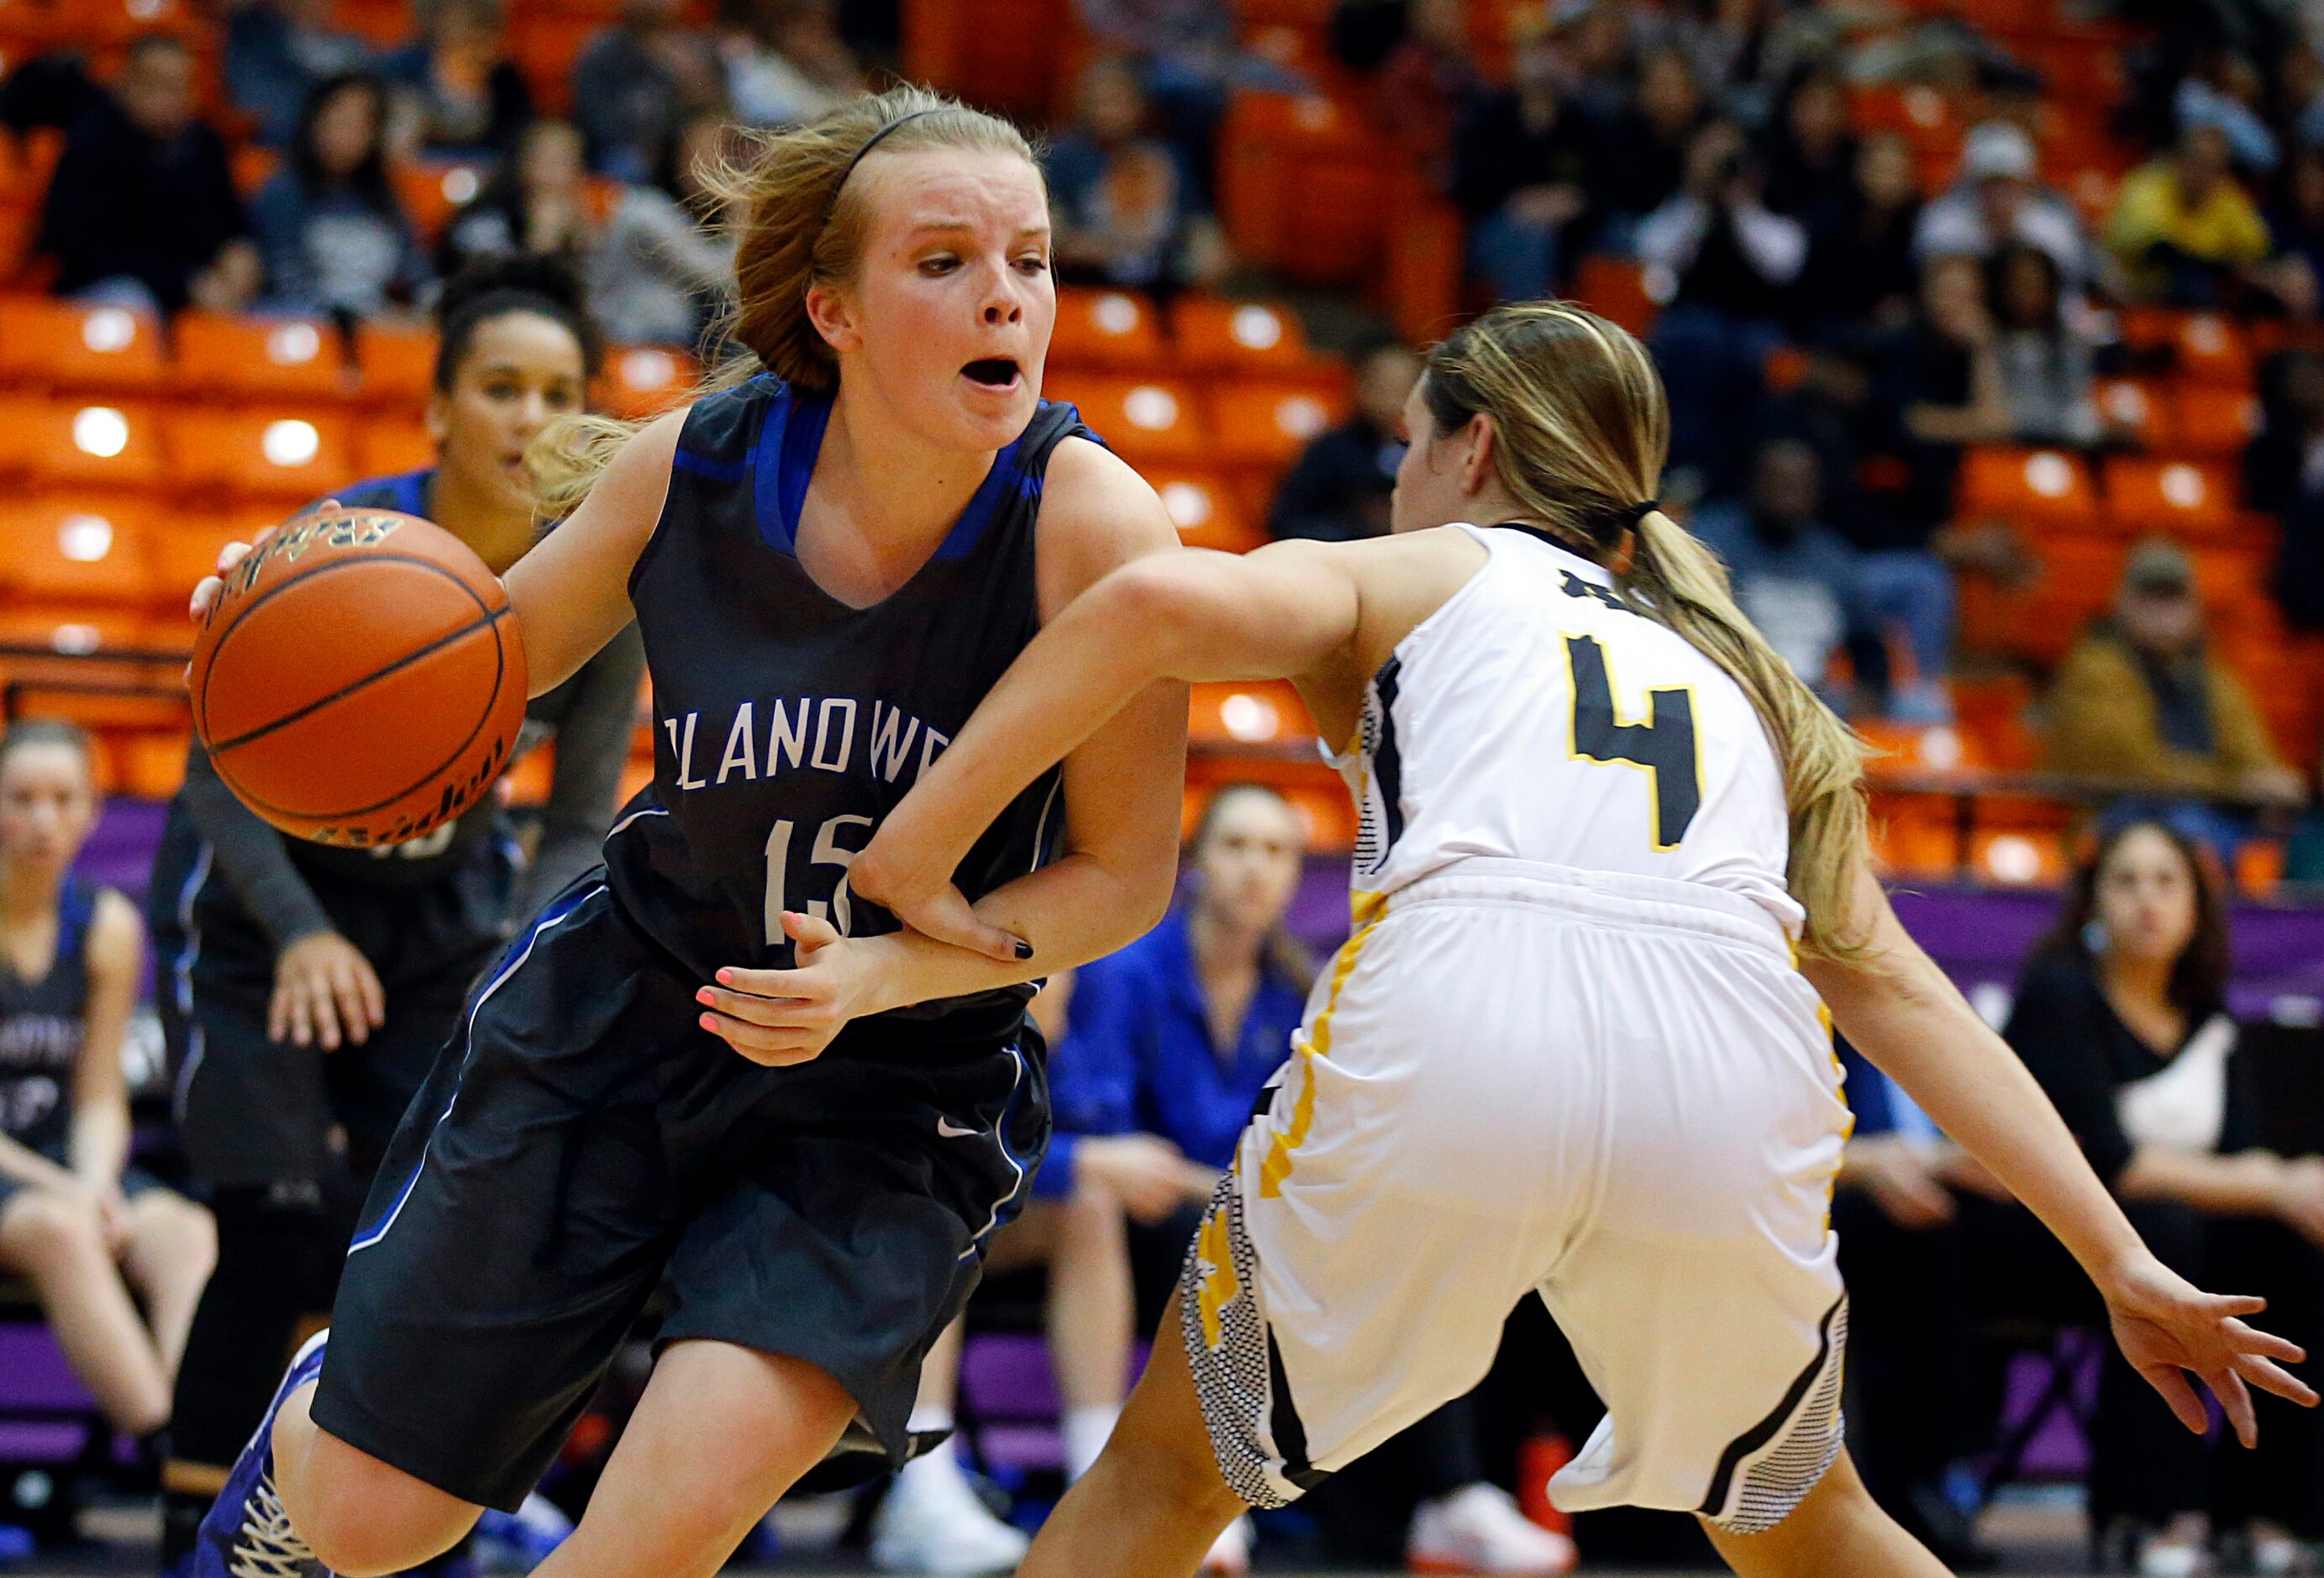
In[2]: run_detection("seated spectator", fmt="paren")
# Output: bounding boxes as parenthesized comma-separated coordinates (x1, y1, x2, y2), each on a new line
(250, 71, 435, 319)
(2248, 350, 2324, 631)
(32, 34, 260, 314)
(1046, 57, 1228, 294)
(380, 0, 533, 159)
(441, 118, 596, 276)
(2043, 539, 2306, 808)
(2108, 120, 2299, 309)
(0, 721, 216, 1449)
(223, 0, 376, 148)
(1688, 438, 1865, 701)
(1759, 70, 1854, 222)
(1372, 0, 1485, 190)
(1449, 22, 1596, 305)
(1915, 119, 2099, 298)
(571, 0, 727, 182)
(1882, 251, 2011, 536)
(1640, 120, 1806, 492)
(721, 0, 865, 129)
(2264, 143, 2324, 296)
(1075, 0, 1303, 209)
(1269, 339, 1422, 543)
(588, 111, 735, 347)
(1796, 129, 1922, 338)
(2174, 49, 2279, 179)
(1991, 818, 2324, 1574)
(1988, 241, 2104, 447)
(1590, 43, 1701, 231)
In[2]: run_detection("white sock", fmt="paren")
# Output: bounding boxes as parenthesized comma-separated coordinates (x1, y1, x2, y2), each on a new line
(1061, 1404, 1122, 1481)
(898, 1406, 960, 1486)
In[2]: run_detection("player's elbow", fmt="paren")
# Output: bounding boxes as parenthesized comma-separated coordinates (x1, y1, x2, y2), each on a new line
(1091, 557, 1217, 678)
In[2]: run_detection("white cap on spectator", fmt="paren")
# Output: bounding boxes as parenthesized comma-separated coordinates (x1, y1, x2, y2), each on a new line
(1960, 119, 2037, 183)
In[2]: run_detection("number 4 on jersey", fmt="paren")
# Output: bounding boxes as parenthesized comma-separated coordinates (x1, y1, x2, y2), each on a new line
(1564, 634, 1701, 849)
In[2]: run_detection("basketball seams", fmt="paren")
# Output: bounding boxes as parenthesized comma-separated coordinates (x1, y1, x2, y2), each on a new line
(204, 604, 511, 755)
(196, 553, 498, 743)
(207, 616, 518, 832)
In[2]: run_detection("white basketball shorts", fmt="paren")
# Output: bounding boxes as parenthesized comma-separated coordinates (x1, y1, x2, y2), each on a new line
(1180, 857, 1853, 1534)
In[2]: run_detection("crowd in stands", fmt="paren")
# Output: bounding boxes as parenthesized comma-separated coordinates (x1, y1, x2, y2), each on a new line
(2, 0, 2323, 1573)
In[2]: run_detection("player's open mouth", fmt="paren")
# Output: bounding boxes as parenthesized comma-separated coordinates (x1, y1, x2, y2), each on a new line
(962, 358, 1021, 390)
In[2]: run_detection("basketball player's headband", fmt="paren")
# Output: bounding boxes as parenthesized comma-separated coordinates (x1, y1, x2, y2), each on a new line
(828, 109, 944, 214)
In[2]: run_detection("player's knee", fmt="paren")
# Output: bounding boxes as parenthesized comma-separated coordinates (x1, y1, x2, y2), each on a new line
(287, 1436, 476, 1576)
(145, 1197, 218, 1276)
(1, 1188, 104, 1267)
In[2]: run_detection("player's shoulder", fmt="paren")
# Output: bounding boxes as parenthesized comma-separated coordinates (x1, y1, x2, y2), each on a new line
(1034, 430, 1179, 586)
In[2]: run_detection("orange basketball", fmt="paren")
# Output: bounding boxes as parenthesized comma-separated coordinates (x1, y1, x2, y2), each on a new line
(187, 507, 528, 847)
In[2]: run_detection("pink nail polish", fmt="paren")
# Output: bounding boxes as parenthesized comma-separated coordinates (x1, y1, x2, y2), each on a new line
(699, 1013, 717, 1031)
(717, 969, 733, 984)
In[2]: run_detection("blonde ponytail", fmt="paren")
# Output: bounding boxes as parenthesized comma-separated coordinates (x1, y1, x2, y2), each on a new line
(1422, 302, 1870, 957)
(527, 86, 1040, 520)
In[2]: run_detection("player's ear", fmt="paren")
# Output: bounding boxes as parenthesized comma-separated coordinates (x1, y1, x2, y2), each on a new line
(423, 387, 450, 446)
(805, 281, 862, 358)
(1459, 412, 1498, 496)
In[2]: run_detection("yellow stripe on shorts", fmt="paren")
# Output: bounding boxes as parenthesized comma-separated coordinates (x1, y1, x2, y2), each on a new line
(1258, 890, 1388, 1199)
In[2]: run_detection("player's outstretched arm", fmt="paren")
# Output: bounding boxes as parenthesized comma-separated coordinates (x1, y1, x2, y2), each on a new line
(1803, 861, 2316, 1444)
(501, 410, 681, 696)
(849, 537, 1363, 955)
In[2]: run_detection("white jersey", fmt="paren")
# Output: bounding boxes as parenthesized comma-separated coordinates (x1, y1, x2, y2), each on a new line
(1333, 523, 1802, 938)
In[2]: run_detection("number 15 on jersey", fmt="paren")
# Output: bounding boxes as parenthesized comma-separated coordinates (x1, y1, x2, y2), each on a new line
(765, 813, 874, 942)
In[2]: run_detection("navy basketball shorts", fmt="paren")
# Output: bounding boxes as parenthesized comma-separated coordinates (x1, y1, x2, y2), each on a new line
(310, 876, 1049, 1512)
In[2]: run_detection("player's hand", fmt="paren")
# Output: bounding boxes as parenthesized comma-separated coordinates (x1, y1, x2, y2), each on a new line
(2272, 1156, 2324, 1248)
(1843, 1136, 1955, 1229)
(87, 1180, 132, 1257)
(189, 518, 295, 622)
(1078, 1134, 1197, 1224)
(270, 929, 386, 1051)
(848, 841, 1029, 965)
(696, 911, 891, 1067)
(2099, 1249, 2316, 1448)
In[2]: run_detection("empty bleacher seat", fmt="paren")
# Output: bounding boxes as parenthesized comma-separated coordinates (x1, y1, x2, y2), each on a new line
(174, 313, 346, 402)
(0, 397, 169, 490)
(0, 297, 167, 395)
(353, 320, 438, 407)
(1046, 375, 1210, 465)
(1209, 381, 1347, 471)
(1144, 470, 1266, 555)
(166, 408, 353, 500)
(601, 345, 696, 419)
(1049, 288, 1169, 371)
(0, 492, 156, 611)
(2103, 455, 2234, 536)
(1957, 446, 2099, 526)
(1169, 297, 1316, 376)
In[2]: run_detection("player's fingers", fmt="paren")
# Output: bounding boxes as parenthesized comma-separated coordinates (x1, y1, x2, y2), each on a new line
(2204, 1292, 2269, 1320)
(190, 575, 225, 622)
(267, 982, 292, 1044)
(896, 888, 1028, 964)
(329, 965, 371, 1046)
(780, 909, 845, 958)
(284, 986, 315, 1049)
(2235, 1353, 2320, 1408)
(2223, 1318, 2306, 1365)
(309, 980, 344, 1052)
(2213, 1368, 2258, 1449)
(216, 539, 256, 575)
(353, 957, 387, 1028)
(698, 1013, 819, 1066)
(2137, 1363, 2211, 1435)
(695, 985, 818, 1027)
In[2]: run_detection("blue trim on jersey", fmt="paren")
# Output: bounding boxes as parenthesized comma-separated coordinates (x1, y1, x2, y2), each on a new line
(749, 390, 1068, 564)
(673, 449, 749, 484)
(334, 468, 434, 517)
(959, 1040, 1033, 1262)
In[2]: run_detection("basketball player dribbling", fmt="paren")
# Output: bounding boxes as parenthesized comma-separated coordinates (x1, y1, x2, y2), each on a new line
(851, 301, 2319, 1578)
(185, 87, 1189, 1578)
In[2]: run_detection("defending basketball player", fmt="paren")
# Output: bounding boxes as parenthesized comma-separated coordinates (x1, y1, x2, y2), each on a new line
(849, 302, 2319, 1578)
(182, 88, 1186, 1578)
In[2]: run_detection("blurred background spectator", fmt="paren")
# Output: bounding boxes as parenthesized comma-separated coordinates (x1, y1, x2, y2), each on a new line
(1592, 44, 1703, 237)
(586, 110, 735, 347)
(380, 0, 532, 159)
(250, 71, 434, 319)
(1916, 119, 2101, 299)
(2109, 121, 2304, 311)
(571, 0, 727, 181)
(440, 118, 595, 276)
(2042, 539, 2305, 812)
(1759, 70, 1853, 224)
(1688, 437, 1864, 704)
(1269, 338, 1419, 543)
(223, 0, 376, 148)
(1370, 0, 1480, 191)
(2250, 350, 2324, 633)
(1988, 242, 2105, 447)
(720, 0, 867, 129)
(31, 36, 259, 314)
(1449, 18, 1595, 307)
(1795, 131, 1922, 337)
(1047, 56, 1228, 294)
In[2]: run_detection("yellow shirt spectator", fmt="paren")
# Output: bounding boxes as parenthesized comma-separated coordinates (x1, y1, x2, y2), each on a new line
(2107, 124, 2271, 299)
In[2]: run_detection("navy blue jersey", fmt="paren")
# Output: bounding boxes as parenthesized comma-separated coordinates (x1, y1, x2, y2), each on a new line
(605, 376, 1093, 1031)
(0, 874, 98, 1149)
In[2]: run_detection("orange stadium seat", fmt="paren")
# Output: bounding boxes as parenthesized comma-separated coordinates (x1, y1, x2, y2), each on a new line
(1219, 92, 1391, 287)
(2103, 455, 2235, 536)
(901, 0, 1076, 122)
(0, 492, 155, 608)
(354, 422, 435, 481)
(0, 602, 150, 655)
(392, 160, 488, 246)
(2120, 308, 2252, 387)
(354, 320, 438, 407)
(1569, 254, 1658, 339)
(1170, 296, 1317, 375)
(1046, 375, 1210, 465)
(152, 518, 249, 610)
(0, 397, 169, 489)
(1956, 446, 2099, 526)
(1956, 529, 2126, 665)
(174, 313, 347, 402)
(1209, 381, 1348, 470)
(2095, 377, 2170, 450)
(1144, 470, 1267, 555)
(166, 408, 354, 501)
(1049, 288, 1170, 371)
(600, 344, 697, 419)
(0, 297, 167, 394)
(2167, 386, 2262, 459)
(509, 12, 600, 113)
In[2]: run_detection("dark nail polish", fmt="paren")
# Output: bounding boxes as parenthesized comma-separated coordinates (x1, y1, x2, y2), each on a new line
(1013, 939, 1034, 960)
